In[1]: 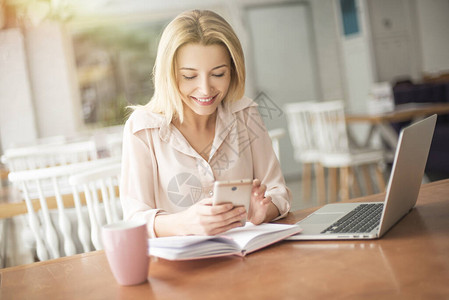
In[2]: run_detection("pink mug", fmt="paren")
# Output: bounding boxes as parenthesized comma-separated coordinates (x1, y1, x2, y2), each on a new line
(102, 220, 149, 285)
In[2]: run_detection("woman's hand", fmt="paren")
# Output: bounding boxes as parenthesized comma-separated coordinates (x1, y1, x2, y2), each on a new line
(169, 198, 246, 236)
(247, 179, 279, 224)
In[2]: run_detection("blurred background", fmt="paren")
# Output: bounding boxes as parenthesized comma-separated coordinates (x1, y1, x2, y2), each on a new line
(1, 0, 449, 268)
(1, 0, 449, 179)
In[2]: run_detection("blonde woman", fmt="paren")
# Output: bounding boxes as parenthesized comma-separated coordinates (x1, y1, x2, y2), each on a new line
(120, 9, 291, 237)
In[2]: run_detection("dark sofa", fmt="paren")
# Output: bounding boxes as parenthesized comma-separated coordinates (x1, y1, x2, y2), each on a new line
(392, 81, 449, 178)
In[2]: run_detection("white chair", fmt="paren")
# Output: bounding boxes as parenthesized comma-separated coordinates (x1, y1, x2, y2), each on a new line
(284, 102, 326, 204)
(7, 157, 120, 261)
(68, 163, 122, 251)
(268, 128, 286, 163)
(1, 140, 98, 172)
(92, 125, 124, 159)
(311, 101, 386, 202)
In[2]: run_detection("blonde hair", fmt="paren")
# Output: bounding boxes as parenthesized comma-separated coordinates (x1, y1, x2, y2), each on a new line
(144, 9, 245, 123)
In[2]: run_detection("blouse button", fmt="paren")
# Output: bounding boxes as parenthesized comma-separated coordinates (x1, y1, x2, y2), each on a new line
(209, 190, 214, 197)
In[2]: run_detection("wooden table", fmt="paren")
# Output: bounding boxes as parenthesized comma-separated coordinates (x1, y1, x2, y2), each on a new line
(2, 179, 449, 300)
(346, 103, 449, 159)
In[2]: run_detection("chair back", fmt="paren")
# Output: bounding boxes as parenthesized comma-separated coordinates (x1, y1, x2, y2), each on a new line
(311, 100, 350, 155)
(92, 125, 124, 158)
(2, 140, 98, 172)
(284, 102, 320, 163)
(268, 128, 286, 162)
(7, 158, 120, 261)
(68, 163, 122, 251)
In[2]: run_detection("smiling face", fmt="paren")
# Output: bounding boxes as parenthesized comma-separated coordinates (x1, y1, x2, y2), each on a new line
(176, 43, 231, 119)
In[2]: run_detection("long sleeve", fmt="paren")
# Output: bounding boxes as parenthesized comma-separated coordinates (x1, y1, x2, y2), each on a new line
(120, 112, 163, 238)
(246, 106, 292, 219)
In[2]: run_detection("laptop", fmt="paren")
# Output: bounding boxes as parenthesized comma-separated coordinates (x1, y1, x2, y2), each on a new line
(287, 114, 437, 240)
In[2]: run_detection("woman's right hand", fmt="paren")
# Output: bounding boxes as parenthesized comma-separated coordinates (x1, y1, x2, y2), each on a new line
(176, 198, 247, 236)
(154, 198, 246, 237)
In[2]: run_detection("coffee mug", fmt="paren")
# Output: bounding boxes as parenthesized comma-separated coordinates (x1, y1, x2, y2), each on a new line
(102, 220, 149, 285)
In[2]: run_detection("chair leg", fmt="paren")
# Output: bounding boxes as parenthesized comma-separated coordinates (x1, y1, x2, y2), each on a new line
(374, 164, 386, 193)
(361, 165, 374, 195)
(350, 167, 361, 198)
(302, 163, 312, 203)
(328, 168, 338, 203)
(339, 167, 350, 202)
(314, 163, 326, 206)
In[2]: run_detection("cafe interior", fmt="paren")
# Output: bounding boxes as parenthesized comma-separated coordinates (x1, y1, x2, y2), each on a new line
(0, 0, 449, 293)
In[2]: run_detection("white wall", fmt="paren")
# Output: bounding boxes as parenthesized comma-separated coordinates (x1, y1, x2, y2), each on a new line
(245, 2, 319, 177)
(0, 29, 38, 150)
(367, 0, 449, 80)
(367, 0, 422, 82)
(335, 0, 376, 112)
(25, 22, 82, 138)
(310, 0, 345, 101)
(415, 0, 449, 74)
(0, 22, 82, 152)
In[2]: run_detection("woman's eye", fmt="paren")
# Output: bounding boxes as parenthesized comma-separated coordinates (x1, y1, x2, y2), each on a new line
(183, 75, 196, 80)
(212, 73, 225, 78)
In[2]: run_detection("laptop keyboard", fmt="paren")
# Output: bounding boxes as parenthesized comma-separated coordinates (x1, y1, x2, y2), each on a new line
(321, 203, 384, 234)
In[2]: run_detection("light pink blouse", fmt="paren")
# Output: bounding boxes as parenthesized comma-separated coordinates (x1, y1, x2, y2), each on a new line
(120, 96, 291, 237)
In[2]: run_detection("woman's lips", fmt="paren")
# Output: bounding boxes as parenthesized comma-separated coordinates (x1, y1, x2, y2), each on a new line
(191, 95, 217, 106)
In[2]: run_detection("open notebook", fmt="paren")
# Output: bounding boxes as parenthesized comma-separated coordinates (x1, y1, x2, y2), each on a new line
(287, 114, 437, 240)
(149, 222, 301, 260)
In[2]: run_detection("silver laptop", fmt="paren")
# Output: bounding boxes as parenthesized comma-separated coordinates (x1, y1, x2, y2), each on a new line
(287, 114, 437, 240)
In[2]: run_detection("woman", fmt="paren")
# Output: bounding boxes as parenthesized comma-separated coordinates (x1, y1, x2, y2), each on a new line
(120, 9, 291, 237)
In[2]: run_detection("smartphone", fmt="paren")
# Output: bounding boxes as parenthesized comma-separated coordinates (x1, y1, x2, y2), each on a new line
(212, 179, 252, 214)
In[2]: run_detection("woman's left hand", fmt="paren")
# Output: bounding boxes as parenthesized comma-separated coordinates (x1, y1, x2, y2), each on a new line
(247, 179, 272, 224)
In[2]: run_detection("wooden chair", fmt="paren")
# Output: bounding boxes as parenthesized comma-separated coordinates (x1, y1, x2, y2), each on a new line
(0, 165, 8, 191)
(6, 158, 120, 261)
(284, 102, 326, 204)
(311, 101, 386, 202)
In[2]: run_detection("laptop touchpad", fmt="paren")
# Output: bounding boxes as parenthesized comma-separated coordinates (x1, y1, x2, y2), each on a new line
(302, 213, 344, 224)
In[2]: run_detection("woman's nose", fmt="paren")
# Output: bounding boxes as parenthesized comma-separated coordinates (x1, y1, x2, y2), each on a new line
(198, 76, 212, 95)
